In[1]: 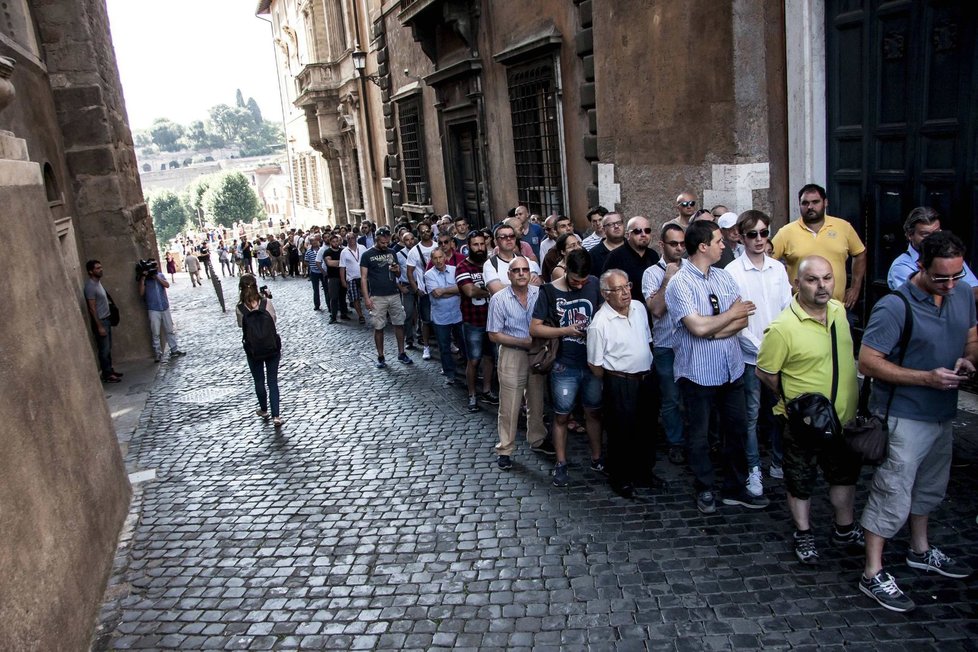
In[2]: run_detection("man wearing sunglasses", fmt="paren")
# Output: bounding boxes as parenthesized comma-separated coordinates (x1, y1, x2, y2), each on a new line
(771, 183, 867, 310)
(665, 221, 769, 514)
(601, 215, 660, 302)
(725, 211, 793, 496)
(856, 231, 977, 612)
(887, 206, 978, 302)
(665, 192, 699, 231)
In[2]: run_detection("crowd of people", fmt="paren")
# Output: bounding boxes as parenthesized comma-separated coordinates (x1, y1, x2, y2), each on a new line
(91, 182, 977, 615)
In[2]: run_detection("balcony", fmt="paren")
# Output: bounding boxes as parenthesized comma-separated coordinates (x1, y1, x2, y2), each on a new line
(294, 63, 340, 107)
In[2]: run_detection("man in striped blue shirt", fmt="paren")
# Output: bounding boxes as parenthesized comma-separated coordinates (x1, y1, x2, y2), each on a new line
(665, 221, 770, 514)
(304, 235, 325, 311)
(487, 256, 552, 469)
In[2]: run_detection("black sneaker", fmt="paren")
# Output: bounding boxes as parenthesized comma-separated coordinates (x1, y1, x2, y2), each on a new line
(859, 571, 915, 612)
(405, 343, 418, 351)
(328, 317, 338, 324)
(906, 547, 972, 579)
(590, 456, 607, 474)
(375, 357, 387, 369)
(696, 491, 716, 514)
(721, 490, 770, 510)
(668, 445, 687, 465)
(831, 524, 866, 549)
(530, 440, 557, 457)
(480, 390, 499, 405)
(497, 455, 512, 470)
(794, 531, 819, 565)
(467, 396, 481, 413)
(397, 352, 414, 365)
(552, 462, 569, 487)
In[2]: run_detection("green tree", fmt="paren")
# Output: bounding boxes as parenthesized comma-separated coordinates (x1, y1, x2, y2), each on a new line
(246, 97, 263, 124)
(148, 190, 191, 244)
(207, 104, 252, 147)
(202, 172, 262, 227)
(186, 120, 223, 150)
(235, 88, 246, 108)
(133, 130, 153, 147)
(149, 117, 185, 152)
(185, 176, 212, 218)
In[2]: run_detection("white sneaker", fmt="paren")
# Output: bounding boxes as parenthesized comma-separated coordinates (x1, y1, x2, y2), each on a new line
(747, 466, 763, 497)
(422, 346, 431, 360)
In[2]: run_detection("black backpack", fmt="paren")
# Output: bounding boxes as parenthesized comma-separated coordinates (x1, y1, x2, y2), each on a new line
(268, 241, 282, 257)
(239, 299, 281, 360)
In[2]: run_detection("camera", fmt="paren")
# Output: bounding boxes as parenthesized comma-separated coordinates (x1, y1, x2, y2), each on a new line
(259, 285, 273, 299)
(135, 259, 158, 277)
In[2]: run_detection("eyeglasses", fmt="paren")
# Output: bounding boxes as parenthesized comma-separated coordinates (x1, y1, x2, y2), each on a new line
(928, 269, 967, 283)
(496, 233, 516, 240)
(439, 239, 452, 245)
(678, 201, 696, 208)
(604, 221, 623, 228)
(602, 283, 632, 295)
(664, 240, 685, 247)
(509, 267, 530, 274)
(630, 228, 653, 235)
(744, 229, 770, 240)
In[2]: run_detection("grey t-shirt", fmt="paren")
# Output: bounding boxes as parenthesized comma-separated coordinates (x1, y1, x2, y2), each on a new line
(862, 281, 976, 422)
(84, 278, 110, 320)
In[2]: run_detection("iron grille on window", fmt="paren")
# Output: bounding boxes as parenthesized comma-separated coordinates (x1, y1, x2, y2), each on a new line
(397, 99, 429, 204)
(507, 58, 564, 217)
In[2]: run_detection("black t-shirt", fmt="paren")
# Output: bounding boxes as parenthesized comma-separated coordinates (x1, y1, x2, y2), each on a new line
(325, 247, 342, 278)
(589, 241, 616, 277)
(361, 246, 399, 296)
(602, 243, 660, 302)
(531, 278, 603, 368)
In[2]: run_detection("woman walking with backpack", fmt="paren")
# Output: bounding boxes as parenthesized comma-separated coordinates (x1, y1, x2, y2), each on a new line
(236, 274, 283, 427)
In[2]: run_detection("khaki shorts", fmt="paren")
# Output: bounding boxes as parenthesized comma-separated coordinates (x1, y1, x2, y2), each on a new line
(371, 293, 405, 330)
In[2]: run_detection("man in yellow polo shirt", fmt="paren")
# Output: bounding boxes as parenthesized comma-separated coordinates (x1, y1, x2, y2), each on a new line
(772, 184, 867, 309)
(756, 255, 863, 566)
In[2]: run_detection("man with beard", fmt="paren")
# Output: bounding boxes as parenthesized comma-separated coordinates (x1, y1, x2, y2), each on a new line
(589, 212, 626, 274)
(85, 259, 121, 382)
(456, 230, 497, 412)
(772, 183, 867, 309)
(602, 215, 660, 302)
(361, 227, 412, 368)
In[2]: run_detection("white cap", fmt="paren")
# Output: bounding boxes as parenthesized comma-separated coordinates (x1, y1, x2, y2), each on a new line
(717, 212, 739, 229)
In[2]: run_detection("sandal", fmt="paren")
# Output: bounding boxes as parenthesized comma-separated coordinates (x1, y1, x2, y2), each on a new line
(256, 409, 269, 419)
(273, 417, 284, 428)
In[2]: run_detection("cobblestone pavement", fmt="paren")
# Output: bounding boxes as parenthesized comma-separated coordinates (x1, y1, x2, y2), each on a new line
(94, 271, 978, 651)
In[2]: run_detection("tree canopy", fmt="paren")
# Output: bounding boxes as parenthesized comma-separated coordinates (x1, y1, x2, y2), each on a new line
(148, 190, 191, 244)
(143, 93, 283, 155)
(149, 118, 185, 152)
(202, 172, 263, 227)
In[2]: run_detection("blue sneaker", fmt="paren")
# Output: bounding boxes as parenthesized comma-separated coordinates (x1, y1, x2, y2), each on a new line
(375, 356, 387, 369)
(552, 462, 569, 487)
(397, 352, 414, 365)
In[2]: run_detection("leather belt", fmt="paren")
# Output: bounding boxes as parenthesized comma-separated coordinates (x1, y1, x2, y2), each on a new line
(604, 369, 650, 380)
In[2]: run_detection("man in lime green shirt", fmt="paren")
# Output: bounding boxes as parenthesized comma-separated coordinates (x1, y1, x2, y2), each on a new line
(756, 255, 863, 565)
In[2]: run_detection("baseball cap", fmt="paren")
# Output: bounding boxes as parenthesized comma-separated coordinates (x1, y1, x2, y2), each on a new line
(717, 212, 739, 229)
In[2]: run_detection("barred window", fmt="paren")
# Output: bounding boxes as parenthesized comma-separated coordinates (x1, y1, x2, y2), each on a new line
(507, 58, 564, 217)
(397, 98, 429, 204)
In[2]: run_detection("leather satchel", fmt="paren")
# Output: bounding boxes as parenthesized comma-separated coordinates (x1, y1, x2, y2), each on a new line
(528, 284, 559, 375)
(842, 292, 912, 466)
(783, 322, 842, 445)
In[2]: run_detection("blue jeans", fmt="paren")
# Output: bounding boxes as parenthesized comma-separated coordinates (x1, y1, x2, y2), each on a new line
(247, 354, 280, 417)
(433, 322, 464, 376)
(550, 363, 602, 414)
(678, 375, 749, 493)
(653, 347, 684, 447)
(309, 272, 323, 309)
(462, 323, 495, 361)
(742, 364, 783, 468)
(96, 317, 113, 378)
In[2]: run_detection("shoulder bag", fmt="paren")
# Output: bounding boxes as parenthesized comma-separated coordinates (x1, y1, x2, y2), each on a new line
(842, 292, 912, 465)
(784, 320, 842, 445)
(528, 284, 560, 374)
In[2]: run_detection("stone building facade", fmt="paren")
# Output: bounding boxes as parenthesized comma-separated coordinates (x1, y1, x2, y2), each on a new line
(0, 0, 151, 648)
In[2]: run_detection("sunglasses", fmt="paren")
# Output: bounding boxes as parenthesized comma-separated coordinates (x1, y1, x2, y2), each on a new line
(509, 267, 530, 274)
(708, 293, 721, 316)
(439, 239, 452, 244)
(630, 228, 653, 235)
(928, 269, 967, 283)
(744, 229, 770, 239)
(678, 201, 696, 208)
(496, 233, 516, 240)
(664, 240, 685, 247)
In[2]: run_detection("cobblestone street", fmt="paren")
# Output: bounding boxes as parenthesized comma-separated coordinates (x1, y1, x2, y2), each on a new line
(95, 272, 978, 651)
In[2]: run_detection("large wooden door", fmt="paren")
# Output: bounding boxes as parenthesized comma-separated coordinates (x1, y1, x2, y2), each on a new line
(825, 0, 977, 313)
(448, 122, 486, 228)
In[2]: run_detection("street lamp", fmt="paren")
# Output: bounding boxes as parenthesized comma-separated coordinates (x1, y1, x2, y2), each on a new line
(351, 49, 383, 88)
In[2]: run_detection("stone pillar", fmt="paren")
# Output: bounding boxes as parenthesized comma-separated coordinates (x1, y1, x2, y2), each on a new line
(0, 57, 130, 652)
(323, 147, 349, 224)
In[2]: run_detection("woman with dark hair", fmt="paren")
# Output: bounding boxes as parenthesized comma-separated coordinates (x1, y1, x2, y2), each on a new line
(236, 273, 283, 427)
(548, 232, 582, 282)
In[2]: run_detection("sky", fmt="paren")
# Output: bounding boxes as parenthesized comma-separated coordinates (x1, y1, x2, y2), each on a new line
(106, 0, 282, 132)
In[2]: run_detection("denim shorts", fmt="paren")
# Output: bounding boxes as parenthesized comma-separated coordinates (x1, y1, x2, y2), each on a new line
(550, 362, 603, 414)
(462, 322, 495, 361)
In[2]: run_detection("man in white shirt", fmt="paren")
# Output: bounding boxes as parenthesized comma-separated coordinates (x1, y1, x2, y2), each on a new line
(484, 222, 542, 294)
(538, 215, 558, 263)
(725, 210, 793, 492)
(340, 232, 367, 324)
(581, 206, 608, 250)
(407, 224, 439, 359)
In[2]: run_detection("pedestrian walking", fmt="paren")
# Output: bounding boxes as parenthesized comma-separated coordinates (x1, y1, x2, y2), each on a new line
(236, 274, 283, 428)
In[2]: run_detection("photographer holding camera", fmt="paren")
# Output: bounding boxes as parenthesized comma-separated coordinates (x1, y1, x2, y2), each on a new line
(138, 258, 186, 362)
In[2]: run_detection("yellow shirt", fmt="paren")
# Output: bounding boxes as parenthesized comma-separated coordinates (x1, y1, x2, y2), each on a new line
(756, 298, 858, 423)
(771, 216, 866, 302)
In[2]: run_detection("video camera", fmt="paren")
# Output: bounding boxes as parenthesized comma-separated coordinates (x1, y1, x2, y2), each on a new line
(135, 259, 159, 278)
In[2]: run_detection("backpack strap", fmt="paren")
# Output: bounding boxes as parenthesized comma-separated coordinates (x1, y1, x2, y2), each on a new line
(881, 291, 914, 419)
(490, 255, 499, 272)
